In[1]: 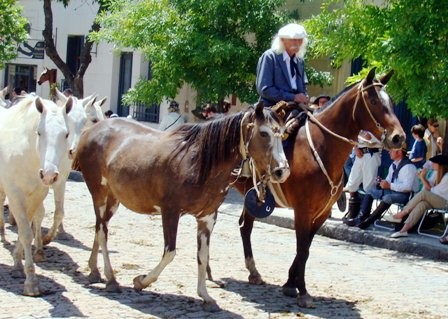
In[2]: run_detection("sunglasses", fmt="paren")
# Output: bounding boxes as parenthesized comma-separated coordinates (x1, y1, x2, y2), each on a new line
(432, 124, 439, 127)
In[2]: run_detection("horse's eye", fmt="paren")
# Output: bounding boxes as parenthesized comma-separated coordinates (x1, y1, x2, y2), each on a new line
(37, 132, 41, 136)
(260, 131, 269, 138)
(92, 119, 98, 123)
(65, 133, 69, 138)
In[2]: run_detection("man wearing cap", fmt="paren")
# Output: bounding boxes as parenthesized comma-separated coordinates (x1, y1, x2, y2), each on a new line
(345, 144, 419, 229)
(159, 100, 185, 131)
(256, 23, 309, 108)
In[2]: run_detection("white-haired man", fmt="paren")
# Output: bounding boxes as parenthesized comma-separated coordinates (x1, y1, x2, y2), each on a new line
(256, 23, 309, 107)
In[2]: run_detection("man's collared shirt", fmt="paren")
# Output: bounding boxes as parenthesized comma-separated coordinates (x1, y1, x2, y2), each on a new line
(385, 159, 418, 192)
(282, 51, 297, 90)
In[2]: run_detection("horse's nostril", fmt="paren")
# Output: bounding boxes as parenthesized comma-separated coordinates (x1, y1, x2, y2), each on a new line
(39, 170, 44, 179)
(274, 169, 283, 179)
(392, 134, 401, 144)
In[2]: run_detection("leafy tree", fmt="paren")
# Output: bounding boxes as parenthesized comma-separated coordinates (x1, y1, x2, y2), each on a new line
(42, 0, 109, 97)
(0, 0, 28, 69)
(93, 0, 331, 107)
(304, 0, 448, 118)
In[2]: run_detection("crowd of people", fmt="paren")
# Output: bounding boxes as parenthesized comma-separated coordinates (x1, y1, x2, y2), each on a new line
(341, 121, 447, 243)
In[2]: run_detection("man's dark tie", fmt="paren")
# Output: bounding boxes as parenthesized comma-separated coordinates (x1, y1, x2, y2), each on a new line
(290, 57, 298, 78)
(391, 163, 397, 182)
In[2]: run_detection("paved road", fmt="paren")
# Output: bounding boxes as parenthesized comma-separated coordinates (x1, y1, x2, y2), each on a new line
(0, 181, 447, 318)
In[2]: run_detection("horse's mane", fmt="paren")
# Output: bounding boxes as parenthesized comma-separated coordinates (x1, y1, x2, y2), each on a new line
(169, 112, 246, 184)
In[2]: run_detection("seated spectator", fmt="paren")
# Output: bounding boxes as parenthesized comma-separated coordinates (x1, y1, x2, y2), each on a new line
(342, 130, 382, 224)
(345, 143, 418, 229)
(104, 110, 114, 118)
(159, 100, 185, 131)
(424, 119, 443, 159)
(409, 124, 427, 169)
(383, 154, 448, 238)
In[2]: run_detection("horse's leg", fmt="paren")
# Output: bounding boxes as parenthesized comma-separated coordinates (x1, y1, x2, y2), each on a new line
(90, 192, 121, 292)
(133, 210, 179, 291)
(195, 211, 220, 311)
(0, 191, 6, 242)
(239, 209, 264, 285)
(32, 203, 45, 262)
(284, 210, 329, 308)
(9, 198, 40, 296)
(43, 180, 67, 245)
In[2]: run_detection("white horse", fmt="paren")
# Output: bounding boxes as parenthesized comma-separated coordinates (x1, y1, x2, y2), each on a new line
(40, 89, 106, 244)
(0, 87, 9, 108)
(0, 96, 73, 296)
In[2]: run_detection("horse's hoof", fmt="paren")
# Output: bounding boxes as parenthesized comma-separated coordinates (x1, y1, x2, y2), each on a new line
(33, 250, 45, 263)
(297, 293, 315, 308)
(105, 279, 122, 293)
(248, 274, 265, 285)
(42, 234, 53, 246)
(11, 268, 25, 279)
(282, 286, 298, 297)
(23, 281, 41, 297)
(87, 269, 102, 283)
(133, 275, 146, 291)
(202, 301, 220, 312)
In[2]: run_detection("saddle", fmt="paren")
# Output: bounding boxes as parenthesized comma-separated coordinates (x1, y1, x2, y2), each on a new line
(272, 102, 308, 139)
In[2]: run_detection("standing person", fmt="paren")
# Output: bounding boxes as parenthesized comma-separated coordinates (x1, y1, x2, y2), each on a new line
(384, 154, 448, 238)
(313, 94, 331, 111)
(342, 131, 382, 224)
(202, 103, 223, 120)
(256, 23, 309, 108)
(424, 119, 443, 159)
(409, 124, 427, 169)
(159, 100, 185, 131)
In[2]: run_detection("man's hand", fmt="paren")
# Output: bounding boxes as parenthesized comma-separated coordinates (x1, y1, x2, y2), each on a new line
(380, 180, 391, 189)
(354, 146, 363, 158)
(294, 93, 308, 104)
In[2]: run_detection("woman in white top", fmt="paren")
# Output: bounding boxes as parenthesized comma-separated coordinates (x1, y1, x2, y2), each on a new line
(385, 154, 448, 238)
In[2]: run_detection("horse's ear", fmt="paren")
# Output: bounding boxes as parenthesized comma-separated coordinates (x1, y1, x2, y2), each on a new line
(366, 67, 377, 84)
(379, 69, 394, 85)
(35, 97, 45, 114)
(44, 66, 48, 71)
(81, 94, 96, 107)
(97, 96, 107, 107)
(55, 87, 67, 103)
(271, 101, 288, 122)
(255, 101, 264, 119)
(65, 97, 73, 114)
(84, 96, 96, 110)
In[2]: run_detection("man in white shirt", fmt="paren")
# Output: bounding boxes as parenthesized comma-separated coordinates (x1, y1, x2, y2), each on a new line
(347, 143, 418, 229)
(343, 131, 382, 224)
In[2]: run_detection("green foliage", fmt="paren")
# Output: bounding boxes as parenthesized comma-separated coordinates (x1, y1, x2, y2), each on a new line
(94, 0, 317, 105)
(305, 0, 448, 118)
(0, 0, 28, 69)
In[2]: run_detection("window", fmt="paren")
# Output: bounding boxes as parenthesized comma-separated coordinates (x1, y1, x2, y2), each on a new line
(66, 35, 84, 74)
(132, 61, 160, 123)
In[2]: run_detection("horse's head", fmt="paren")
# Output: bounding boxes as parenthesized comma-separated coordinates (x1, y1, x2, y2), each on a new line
(85, 96, 106, 127)
(242, 102, 290, 183)
(37, 67, 56, 85)
(55, 88, 101, 159)
(353, 68, 406, 149)
(35, 97, 73, 186)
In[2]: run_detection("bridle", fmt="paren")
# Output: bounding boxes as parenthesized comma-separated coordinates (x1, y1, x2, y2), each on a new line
(234, 109, 284, 202)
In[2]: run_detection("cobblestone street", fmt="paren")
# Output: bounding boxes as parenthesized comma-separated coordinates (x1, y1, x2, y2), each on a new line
(0, 181, 447, 318)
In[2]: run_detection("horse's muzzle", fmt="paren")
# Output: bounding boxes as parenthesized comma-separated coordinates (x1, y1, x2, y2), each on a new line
(40, 169, 59, 186)
(271, 167, 290, 183)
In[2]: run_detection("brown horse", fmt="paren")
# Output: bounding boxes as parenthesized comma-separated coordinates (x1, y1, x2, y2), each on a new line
(37, 67, 57, 85)
(234, 68, 406, 307)
(76, 103, 290, 311)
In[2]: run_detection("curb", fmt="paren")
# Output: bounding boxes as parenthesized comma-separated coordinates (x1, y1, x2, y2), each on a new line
(258, 213, 448, 262)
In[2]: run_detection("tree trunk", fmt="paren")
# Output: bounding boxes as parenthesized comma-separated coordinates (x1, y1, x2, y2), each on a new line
(42, 0, 105, 98)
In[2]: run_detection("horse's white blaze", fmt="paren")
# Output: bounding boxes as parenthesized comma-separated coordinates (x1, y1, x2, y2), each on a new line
(260, 124, 288, 169)
(101, 176, 108, 186)
(379, 89, 393, 112)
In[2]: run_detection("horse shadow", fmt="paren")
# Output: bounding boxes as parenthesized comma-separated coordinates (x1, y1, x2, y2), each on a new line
(83, 284, 244, 318)
(0, 262, 85, 317)
(220, 277, 363, 319)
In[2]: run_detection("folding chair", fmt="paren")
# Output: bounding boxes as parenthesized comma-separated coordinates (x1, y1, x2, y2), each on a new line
(417, 208, 448, 239)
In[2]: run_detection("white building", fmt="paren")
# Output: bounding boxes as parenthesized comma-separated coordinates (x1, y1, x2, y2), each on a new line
(1, 0, 202, 127)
